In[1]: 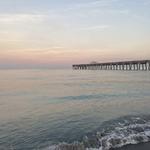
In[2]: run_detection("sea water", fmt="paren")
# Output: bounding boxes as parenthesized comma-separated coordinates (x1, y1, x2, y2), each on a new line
(0, 69, 150, 150)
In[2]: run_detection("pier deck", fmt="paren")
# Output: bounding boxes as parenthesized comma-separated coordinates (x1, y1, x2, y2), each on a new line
(72, 60, 150, 71)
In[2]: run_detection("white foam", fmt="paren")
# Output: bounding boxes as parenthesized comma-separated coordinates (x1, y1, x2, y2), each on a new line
(43, 119, 150, 150)
(84, 121, 150, 150)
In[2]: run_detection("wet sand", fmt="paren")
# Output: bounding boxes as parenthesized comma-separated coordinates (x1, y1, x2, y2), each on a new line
(116, 142, 150, 150)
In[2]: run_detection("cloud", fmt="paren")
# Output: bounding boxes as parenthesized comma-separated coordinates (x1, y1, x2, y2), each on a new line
(0, 13, 46, 23)
(80, 25, 110, 30)
(66, 0, 121, 11)
(57, 0, 129, 20)
(26, 47, 66, 53)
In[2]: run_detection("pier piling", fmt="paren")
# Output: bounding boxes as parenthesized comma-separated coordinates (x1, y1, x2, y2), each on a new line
(72, 60, 150, 71)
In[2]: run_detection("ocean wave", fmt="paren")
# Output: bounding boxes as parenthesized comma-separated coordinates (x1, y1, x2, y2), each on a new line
(45, 115, 150, 150)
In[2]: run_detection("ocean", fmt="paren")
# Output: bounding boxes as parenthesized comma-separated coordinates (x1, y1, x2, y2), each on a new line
(0, 69, 150, 150)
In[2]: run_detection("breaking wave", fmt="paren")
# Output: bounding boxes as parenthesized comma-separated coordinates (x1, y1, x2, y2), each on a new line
(45, 115, 150, 150)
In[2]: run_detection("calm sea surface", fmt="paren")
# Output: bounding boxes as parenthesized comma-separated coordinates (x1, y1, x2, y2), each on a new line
(0, 69, 150, 150)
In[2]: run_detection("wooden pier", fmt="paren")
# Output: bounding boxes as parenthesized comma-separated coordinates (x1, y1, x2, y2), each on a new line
(72, 60, 150, 71)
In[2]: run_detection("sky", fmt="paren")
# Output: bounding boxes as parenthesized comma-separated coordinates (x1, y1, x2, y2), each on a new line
(0, 0, 150, 69)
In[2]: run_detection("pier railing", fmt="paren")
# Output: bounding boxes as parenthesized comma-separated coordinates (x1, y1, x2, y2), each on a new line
(72, 60, 150, 71)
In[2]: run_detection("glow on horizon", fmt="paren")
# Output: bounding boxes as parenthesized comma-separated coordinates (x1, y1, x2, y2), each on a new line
(0, 0, 150, 68)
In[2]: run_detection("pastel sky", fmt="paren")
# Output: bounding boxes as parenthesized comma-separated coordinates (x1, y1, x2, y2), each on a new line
(0, 0, 150, 68)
